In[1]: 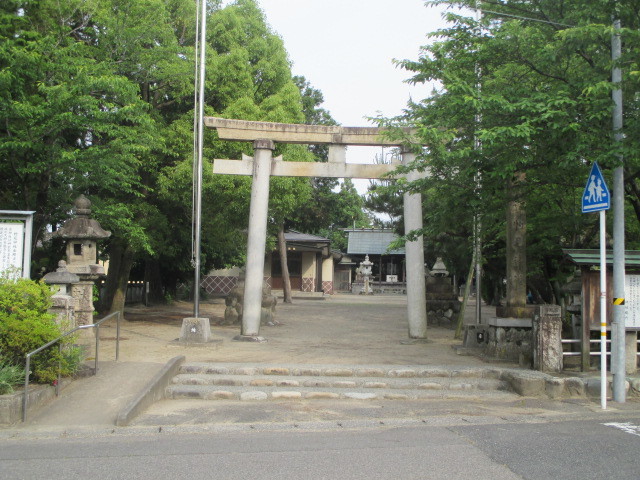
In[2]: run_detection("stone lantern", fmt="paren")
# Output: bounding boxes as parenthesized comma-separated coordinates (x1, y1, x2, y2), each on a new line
(54, 195, 111, 325)
(43, 260, 79, 326)
(425, 257, 461, 328)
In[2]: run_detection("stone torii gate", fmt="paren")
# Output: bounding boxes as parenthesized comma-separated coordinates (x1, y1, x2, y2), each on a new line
(206, 117, 427, 342)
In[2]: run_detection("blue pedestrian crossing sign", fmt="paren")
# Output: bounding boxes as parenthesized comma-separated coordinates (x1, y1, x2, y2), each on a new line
(582, 162, 610, 213)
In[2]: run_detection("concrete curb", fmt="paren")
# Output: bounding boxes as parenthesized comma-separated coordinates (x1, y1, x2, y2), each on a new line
(116, 355, 185, 427)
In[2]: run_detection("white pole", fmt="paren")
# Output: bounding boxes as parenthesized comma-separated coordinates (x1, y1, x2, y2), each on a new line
(600, 210, 607, 409)
(611, 17, 626, 403)
(193, 0, 207, 318)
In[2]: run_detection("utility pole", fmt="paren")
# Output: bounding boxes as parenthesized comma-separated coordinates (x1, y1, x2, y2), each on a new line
(474, 1, 483, 324)
(611, 17, 626, 403)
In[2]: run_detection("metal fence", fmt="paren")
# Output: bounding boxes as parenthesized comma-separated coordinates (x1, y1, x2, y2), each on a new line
(22, 311, 121, 422)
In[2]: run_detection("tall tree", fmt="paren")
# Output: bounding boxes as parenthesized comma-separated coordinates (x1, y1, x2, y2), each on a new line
(389, 0, 640, 302)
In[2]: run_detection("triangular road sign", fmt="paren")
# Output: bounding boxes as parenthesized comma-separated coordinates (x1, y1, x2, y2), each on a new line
(582, 162, 610, 213)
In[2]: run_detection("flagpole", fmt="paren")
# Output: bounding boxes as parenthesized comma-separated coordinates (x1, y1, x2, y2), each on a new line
(193, 0, 207, 318)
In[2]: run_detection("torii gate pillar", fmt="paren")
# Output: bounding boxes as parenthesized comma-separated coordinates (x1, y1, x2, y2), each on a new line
(402, 148, 428, 339)
(239, 139, 274, 340)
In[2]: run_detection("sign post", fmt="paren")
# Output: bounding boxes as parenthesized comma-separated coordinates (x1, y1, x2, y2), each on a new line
(0, 211, 35, 279)
(582, 162, 610, 409)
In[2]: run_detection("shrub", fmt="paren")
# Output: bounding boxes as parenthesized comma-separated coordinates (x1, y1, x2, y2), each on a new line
(0, 277, 79, 384)
(0, 361, 23, 395)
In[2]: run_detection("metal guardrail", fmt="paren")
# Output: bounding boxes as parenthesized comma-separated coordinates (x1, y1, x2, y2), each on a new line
(22, 311, 121, 422)
(561, 338, 640, 357)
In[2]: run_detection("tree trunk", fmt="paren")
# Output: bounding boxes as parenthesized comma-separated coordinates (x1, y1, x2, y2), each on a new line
(102, 241, 123, 310)
(144, 258, 165, 304)
(278, 225, 292, 303)
(455, 248, 476, 340)
(105, 241, 135, 318)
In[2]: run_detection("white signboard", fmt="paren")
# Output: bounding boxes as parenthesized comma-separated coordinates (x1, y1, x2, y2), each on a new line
(624, 275, 640, 329)
(0, 222, 25, 279)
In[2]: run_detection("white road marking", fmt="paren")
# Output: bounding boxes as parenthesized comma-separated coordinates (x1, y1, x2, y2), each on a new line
(603, 422, 640, 437)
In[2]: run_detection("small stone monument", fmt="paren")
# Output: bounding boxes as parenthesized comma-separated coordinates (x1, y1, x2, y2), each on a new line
(359, 255, 374, 295)
(54, 195, 110, 325)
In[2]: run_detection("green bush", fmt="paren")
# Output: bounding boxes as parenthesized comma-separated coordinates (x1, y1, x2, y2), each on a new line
(0, 361, 23, 395)
(0, 277, 79, 384)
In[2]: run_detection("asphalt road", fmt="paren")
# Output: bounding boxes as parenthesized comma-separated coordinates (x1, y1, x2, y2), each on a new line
(1, 417, 639, 479)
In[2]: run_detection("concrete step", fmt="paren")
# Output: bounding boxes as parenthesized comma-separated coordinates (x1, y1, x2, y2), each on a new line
(171, 373, 509, 391)
(166, 384, 517, 401)
(177, 362, 503, 380)
(166, 363, 519, 401)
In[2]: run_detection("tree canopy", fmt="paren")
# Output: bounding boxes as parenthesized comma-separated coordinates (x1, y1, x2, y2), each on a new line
(387, 0, 640, 302)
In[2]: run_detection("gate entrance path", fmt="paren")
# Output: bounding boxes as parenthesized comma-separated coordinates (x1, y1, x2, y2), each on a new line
(113, 295, 500, 366)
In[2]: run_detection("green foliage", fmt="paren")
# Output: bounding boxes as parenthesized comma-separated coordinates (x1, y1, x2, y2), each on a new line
(0, 278, 76, 384)
(385, 0, 640, 300)
(0, 361, 23, 395)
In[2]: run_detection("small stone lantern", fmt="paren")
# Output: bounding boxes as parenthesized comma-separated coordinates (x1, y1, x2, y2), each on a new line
(43, 260, 79, 326)
(54, 195, 111, 325)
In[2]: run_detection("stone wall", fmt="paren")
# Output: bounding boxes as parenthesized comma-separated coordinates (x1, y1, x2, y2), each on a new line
(485, 325, 533, 365)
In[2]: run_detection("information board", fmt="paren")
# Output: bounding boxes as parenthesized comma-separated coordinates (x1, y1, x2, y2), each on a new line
(0, 222, 25, 279)
(624, 275, 640, 328)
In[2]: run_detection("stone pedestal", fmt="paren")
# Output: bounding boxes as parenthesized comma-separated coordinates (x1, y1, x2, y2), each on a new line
(179, 317, 212, 343)
(49, 293, 76, 327)
(485, 317, 533, 364)
(533, 305, 563, 373)
(43, 260, 79, 327)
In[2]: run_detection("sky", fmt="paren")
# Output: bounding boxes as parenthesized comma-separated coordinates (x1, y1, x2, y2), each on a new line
(217, 1, 450, 195)
(256, 0, 447, 128)
(250, 0, 449, 194)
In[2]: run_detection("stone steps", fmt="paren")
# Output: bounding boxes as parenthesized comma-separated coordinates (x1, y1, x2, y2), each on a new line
(166, 363, 519, 401)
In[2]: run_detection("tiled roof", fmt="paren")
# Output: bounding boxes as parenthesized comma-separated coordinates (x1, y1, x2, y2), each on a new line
(285, 231, 329, 243)
(346, 229, 405, 255)
(563, 249, 640, 267)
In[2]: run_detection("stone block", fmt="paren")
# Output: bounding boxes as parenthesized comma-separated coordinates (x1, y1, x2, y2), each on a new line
(203, 391, 235, 400)
(344, 392, 378, 400)
(388, 369, 416, 378)
(364, 382, 387, 389)
(240, 391, 268, 401)
(333, 381, 357, 388)
(355, 368, 385, 377)
(293, 368, 322, 377)
(303, 380, 331, 388)
(271, 391, 302, 399)
(384, 393, 410, 400)
(276, 380, 300, 387)
(304, 392, 340, 399)
(545, 378, 565, 399)
(179, 317, 211, 343)
(563, 377, 586, 397)
(234, 367, 258, 376)
(417, 368, 450, 378)
(418, 383, 444, 390)
(263, 367, 289, 376)
(204, 366, 229, 375)
(323, 368, 353, 377)
(251, 379, 274, 387)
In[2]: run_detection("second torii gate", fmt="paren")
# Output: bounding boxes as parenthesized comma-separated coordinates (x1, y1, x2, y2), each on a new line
(206, 117, 427, 342)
